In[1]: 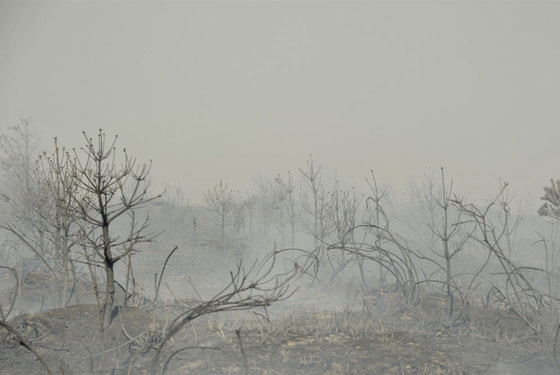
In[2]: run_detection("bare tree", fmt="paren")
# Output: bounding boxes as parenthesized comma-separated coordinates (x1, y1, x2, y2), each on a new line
(37, 138, 81, 305)
(327, 181, 362, 280)
(161, 180, 190, 209)
(365, 172, 391, 286)
(203, 180, 234, 247)
(270, 175, 288, 247)
(299, 155, 332, 252)
(0, 121, 65, 303)
(428, 168, 472, 305)
(329, 182, 361, 249)
(69, 130, 161, 322)
(267, 172, 300, 248)
(324, 172, 424, 303)
(0, 121, 46, 253)
(299, 155, 322, 249)
(251, 176, 285, 248)
(0, 120, 41, 219)
(274, 171, 299, 247)
(452, 183, 546, 331)
(236, 194, 257, 244)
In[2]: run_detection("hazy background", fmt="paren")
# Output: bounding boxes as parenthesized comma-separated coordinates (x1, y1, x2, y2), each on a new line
(1, 0, 559, 208)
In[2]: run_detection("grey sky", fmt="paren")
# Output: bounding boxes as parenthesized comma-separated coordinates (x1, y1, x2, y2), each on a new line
(1, 1, 559, 207)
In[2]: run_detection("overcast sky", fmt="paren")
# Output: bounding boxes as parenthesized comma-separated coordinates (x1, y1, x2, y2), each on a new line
(1, 1, 559, 208)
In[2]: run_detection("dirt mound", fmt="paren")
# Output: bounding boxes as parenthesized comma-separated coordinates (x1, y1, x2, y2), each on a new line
(0, 266, 109, 315)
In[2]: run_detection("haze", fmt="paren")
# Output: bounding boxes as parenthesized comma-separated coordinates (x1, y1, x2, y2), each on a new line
(1, 0, 559, 206)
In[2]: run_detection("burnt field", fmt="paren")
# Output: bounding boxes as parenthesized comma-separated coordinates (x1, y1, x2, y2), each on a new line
(1, 236, 559, 375)
(1, 128, 560, 374)
(1, 271, 558, 375)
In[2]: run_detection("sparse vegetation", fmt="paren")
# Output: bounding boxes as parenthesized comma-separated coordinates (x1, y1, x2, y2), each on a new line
(1, 126, 560, 374)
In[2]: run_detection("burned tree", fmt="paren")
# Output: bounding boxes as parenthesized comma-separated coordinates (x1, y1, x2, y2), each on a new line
(272, 171, 299, 247)
(0, 121, 66, 304)
(69, 130, 160, 320)
(425, 168, 472, 306)
(0, 121, 48, 261)
(37, 138, 81, 306)
(299, 155, 332, 251)
(203, 180, 235, 247)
